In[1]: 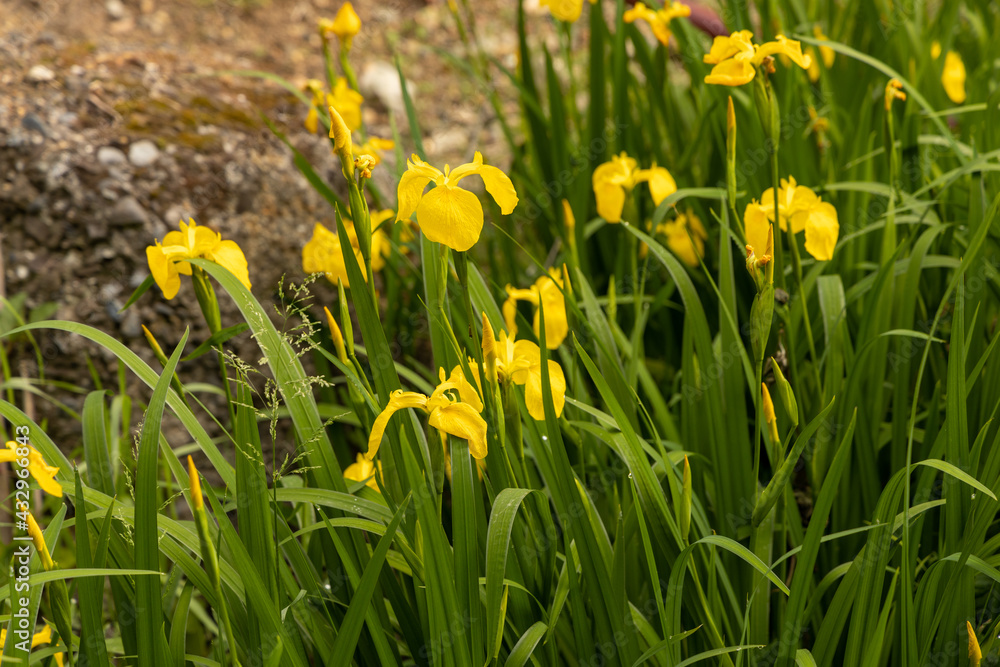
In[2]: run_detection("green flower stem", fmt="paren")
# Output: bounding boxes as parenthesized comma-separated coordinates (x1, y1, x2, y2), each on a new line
(321, 37, 338, 98)
(193, 501, 240, 667)
(192, 268, 237, 428)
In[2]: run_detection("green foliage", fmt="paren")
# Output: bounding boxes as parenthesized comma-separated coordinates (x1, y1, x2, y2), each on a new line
(3, 1, 1000, 666)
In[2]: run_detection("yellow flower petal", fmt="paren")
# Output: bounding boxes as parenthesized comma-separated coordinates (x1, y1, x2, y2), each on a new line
(206, 240, 251, 291)
(146, 244, 181, 300)
(752, 35, 812, 70)
(744, 201, 771, 258)
(396, 157, 442, 222)
(703, 30, 755, 64)
(521, 357, 566, 420)
(415, 184, 485, 252)
(367, 390, 428, 460)
(636, 165, 678, 206)
(942, 51, 966, 104)
(594, 180, 626, 223)
(329, 78, 364, 132)
(428, 403, 488, 459)
(533, 272, 568, 349)
(344, 453, 381, 492)
(704, 58, 756, 86)
(448, 152, 519, 215)
(539, 0, 584, 22)
(803, 201, 839, 261)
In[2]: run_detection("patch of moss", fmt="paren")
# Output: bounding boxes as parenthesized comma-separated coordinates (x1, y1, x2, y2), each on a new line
(176, 131, 222, 152)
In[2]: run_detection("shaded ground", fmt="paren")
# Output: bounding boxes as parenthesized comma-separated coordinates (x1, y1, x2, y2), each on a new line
(0, 0, 526, 449)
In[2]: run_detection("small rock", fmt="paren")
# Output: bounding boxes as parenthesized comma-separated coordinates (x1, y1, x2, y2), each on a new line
(15, 266, 29, 280)
(108, 195, 148, 225)
(58, 112, 79, 126)
(359, 61, 405, 114)
(97, 146, 127, 167)
(106, 0, 126, 19)
(163, 204, 194, 227)
(120, 309, 142, 338)
(87, 219, 109, 240)
(128, 139, 159, 167)
(21, 112, 48, 138)
(26, 65, 55, 83)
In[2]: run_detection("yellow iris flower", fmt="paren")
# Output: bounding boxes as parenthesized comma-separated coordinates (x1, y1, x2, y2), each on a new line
(146, 219, 251, 300)
(0, 625, 64, 667)
(942, 51, 967, 104)
(503, 269, 568, 349)
(703, 31, 812, 86)
(367, 369, 488, 460)
(538, 0, 596, 23)
(744, 176, 839, 261)
(328, 77, 364, 132)
(623, 2, 691, 46)
(396, 151, 518, 252)
(592, 152, 677, 223)
(343, 453, 383, 492)
(655, 208, 707, 267)
(494, 329, 566, 421)
(0, 440, 62, 497)
(302, 210, 394, 288)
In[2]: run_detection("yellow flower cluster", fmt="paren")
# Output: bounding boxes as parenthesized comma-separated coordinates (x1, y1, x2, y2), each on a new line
(703, 31, 812, 86)
(744, 176, 839, 261)
(0, 625, 65, 666)
(623, 2, 690, 46)
(145, 219, 251, 299)
(396, 152, 518, 252)
(301, 210, 395, 288)
(503, 269, 568, 350)
(655, 208, 707, 268)
(592, 152, 677, 224)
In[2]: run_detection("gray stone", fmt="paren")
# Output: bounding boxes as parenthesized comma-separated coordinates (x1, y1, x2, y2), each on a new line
(97, 146, 128, 167)
(128, 139, 159, 167)
(108, 195, 148, 225)
(120, 309, 142, 338)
